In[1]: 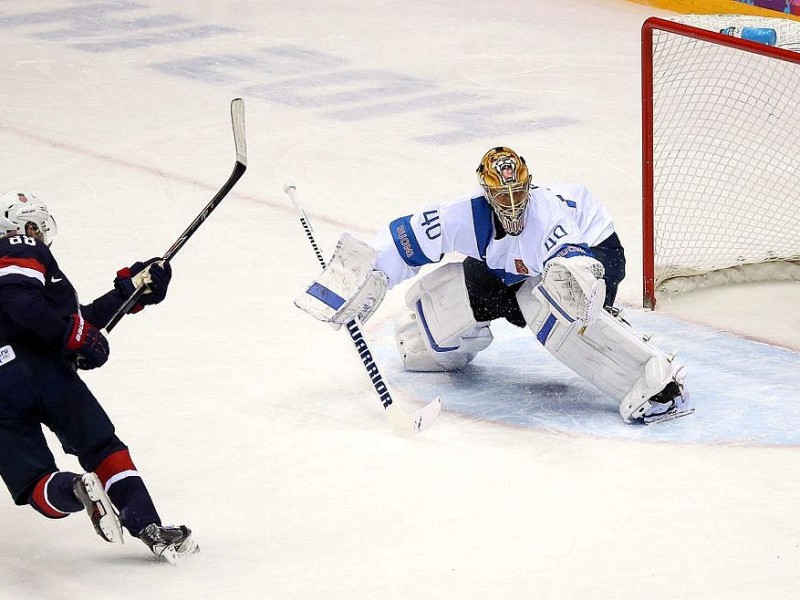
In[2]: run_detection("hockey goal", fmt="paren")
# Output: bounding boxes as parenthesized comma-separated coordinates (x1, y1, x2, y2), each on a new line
(642, 15, 800, 309)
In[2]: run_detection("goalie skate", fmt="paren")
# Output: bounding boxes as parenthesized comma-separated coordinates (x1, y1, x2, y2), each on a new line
(139, 523, 199, 564)
(644, 396, 694, 424)
(642, 381, 694, 425)
(72, 472, 123, 544)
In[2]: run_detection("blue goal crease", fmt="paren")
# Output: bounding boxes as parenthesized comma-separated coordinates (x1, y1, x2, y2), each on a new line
(369, 311, 800, 447)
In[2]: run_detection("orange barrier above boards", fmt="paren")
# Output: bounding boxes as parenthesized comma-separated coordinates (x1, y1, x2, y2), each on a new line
(628, 0, 800, 19)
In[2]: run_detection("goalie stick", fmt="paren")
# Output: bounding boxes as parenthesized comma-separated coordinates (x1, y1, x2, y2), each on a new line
(104, 98, 247, 334)
(284, 183, 442, 433)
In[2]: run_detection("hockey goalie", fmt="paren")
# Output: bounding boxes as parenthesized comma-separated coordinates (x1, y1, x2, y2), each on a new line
(295, 147, 691, 424)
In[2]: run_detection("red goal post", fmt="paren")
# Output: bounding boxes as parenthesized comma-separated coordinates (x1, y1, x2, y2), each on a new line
(642, 16, 800, 309)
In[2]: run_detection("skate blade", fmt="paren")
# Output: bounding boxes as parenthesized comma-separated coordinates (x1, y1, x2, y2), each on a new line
(81, 474, 124, 544)
(157, 538, 200, 565)
(644, 407, 695, 425)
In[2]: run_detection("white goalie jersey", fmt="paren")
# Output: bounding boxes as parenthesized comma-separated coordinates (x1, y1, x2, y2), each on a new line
(371, 183, 616, 289)
(369, 182, 689, 424)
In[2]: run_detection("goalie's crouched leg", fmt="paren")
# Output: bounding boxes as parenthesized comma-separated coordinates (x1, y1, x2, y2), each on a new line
(395, 263, 493, 372)
(516, 279, 688, 423)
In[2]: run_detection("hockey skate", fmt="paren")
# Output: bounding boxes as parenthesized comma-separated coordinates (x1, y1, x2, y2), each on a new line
(642, 380, 693, 425)
(138, 523, 199, 564)
(72, 472, 123, 544)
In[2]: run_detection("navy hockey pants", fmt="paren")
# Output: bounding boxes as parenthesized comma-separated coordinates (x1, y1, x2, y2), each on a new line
(0, 350, 123, 505)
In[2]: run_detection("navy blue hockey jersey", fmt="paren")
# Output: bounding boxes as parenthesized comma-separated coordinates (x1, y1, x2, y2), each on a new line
(0, 233, 126, 357)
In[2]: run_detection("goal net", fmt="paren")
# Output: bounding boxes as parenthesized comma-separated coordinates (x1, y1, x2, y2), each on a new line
(642, 15, 800, 309)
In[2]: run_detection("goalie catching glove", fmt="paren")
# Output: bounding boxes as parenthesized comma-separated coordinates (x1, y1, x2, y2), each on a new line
(535, 245, 605, 326)
(295, 233, 388, 329)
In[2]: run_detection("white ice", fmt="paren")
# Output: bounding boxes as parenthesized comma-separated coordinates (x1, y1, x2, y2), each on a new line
(1, 1, 800, 599)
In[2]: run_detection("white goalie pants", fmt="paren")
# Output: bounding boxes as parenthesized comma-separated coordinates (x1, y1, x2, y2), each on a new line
(394, 262, 493, 372)
(515, 279, 682, 422)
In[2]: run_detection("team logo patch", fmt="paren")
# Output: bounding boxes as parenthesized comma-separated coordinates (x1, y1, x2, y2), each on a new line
(514, 259, 529, 275)
(0, 345, 16, 366)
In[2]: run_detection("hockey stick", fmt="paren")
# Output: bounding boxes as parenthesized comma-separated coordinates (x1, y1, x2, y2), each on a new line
(104, 98, 247, 334)
(284, 183, 442, 433)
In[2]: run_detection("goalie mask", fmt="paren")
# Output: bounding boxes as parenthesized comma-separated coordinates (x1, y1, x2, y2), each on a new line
(0, 191, 58, 246)
(476, 147, 531, 235)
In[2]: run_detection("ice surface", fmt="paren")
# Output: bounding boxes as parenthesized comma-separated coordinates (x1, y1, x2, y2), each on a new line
(2, 1, 799, 599)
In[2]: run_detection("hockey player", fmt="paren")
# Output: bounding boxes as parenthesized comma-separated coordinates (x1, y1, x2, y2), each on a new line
(295, 147, 690, 424)
(0, 191, 198, 563)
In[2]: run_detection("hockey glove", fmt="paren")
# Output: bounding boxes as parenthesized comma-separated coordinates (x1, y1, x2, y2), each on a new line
(294, 233, 388, 329)
(63, 313, 109, 370)
(537, 246, 606, 326)
(114, 258, 172, 313)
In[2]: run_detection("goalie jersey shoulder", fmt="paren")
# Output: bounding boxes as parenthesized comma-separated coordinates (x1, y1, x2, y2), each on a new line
(539, 183, 616, 246)
(372, 192, 490, 287)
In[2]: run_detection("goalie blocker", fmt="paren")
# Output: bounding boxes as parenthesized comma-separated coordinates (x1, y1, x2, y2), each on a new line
(295, 233, 388, 328)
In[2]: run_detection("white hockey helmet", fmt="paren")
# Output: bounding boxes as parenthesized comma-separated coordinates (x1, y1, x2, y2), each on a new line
(0, 191, 58, 245)
(476, 147, 532, 235)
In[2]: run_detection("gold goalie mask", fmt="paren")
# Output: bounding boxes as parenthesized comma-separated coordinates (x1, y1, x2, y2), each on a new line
(476, 147, 531, 235)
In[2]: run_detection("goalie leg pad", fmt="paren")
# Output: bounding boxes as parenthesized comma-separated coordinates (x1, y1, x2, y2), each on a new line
(295, 233, 388, 329)
(395, 263, 492, 371)
(517, 280, 687, 422)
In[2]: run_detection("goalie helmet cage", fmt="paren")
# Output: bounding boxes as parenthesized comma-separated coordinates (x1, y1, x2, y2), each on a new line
(641, 15, 800, 309)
